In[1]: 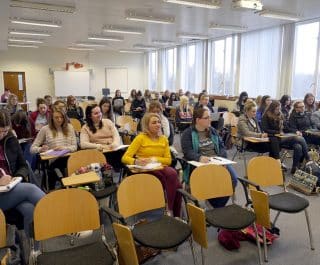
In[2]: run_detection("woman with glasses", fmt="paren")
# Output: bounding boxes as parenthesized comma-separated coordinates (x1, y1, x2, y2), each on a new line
(289, 100, 320, 145)
(181, 106, 238, 208)
(262, 101, 310, 174)
(0, 109, 45, 237)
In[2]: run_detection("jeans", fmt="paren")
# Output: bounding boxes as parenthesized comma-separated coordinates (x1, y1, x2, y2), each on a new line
(0, 183, 45, 236)
(281, 136, 310, 170)
(208, 164, 238, 208)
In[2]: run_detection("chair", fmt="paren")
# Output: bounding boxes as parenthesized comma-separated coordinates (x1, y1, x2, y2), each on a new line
(116, 115, 137, 144)
(243, 156, 314, 255)
(0, 210, 9, 265)
(30, 189, 116, 265)
(124, 102, 131, 115)
(69, 118, 82, 134)
(105, 174, 196, 265)
(66, 150, 118, 204)
(179, 164, 262, 265)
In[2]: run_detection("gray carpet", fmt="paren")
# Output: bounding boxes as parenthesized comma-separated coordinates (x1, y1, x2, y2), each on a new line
(141, 135, 320, 265)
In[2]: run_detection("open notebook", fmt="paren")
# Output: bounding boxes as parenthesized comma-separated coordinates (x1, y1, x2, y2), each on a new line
(0, 177, 22, 193)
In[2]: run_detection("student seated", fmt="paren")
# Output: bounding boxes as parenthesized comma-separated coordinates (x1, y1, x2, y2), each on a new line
(0, 109, 45, 237)
(112, 89, 125, 116)
(31, 108, 77, 189)
(288, 100, 320, 145)
(66, 95, 84, 124)
(237, 101, 279, 159)
(175, 95, 192, 132)
(304, 93, 317, 114)
(122, 113, 182, 217)
(99, 97, 115, 123)
(5, 94, 21, 116)
(181, 107, 237, 208)
(29, 98, 50, 136)
(130, 90, 146, 120)
(80, 104, 123, 170)
(262, 101, 310, 174)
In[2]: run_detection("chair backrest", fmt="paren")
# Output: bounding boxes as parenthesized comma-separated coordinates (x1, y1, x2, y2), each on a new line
(113, 223, 139, 265)
(67, 149, 106, 176)
(124, 102, 131, 114)
(34, 189, 100, 241)
(116, 115, 137, 133)
(247, 156, 283, 187)
(250, 190, 271, 229)
(223, 112, 238, 127)
(117, 174, 165, 218)
(0, 210, 6, 248)
(69, 118, 82, 133)
(190, 165, 233, 200)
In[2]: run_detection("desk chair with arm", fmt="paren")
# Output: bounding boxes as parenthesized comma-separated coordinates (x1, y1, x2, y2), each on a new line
(29, 189, 116, 265)
(179, 164, 263, 265)
(239, 156, 314, 257)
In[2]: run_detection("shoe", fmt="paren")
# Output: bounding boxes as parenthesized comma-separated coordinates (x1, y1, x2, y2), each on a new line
(281, 163, 288, 171)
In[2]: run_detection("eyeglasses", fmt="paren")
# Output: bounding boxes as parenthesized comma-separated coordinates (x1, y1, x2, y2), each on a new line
(200, 116, 210, 120)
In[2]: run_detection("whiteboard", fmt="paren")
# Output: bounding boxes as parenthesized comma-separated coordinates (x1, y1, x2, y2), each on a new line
(54, 71, 90, 96)
(105, 68, 128, 97)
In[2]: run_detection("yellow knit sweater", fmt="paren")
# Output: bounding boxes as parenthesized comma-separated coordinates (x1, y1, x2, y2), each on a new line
(121, 133, 171, 165)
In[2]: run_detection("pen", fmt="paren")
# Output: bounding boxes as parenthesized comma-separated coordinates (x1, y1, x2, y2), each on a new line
(213, 157, 223, 161)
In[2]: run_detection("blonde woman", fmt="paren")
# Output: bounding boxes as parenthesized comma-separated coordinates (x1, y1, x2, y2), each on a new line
(5, 94, 21, 115)
(122, 113, 182, 217)
(176, 95, 192, 131)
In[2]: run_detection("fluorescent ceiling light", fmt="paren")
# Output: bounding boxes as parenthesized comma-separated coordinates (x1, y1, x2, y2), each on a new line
(88, 35, 124, 41)
(8, 44, 39, 48)
(10, 0, 76, 13)
(9, 30, 51, 36)
(177, 33, 209, 40)
(126, 10, 175, 24)
(163, 0, 221, 9)
(10, 18, 61, 28)
(232, 0, 263, 11)
(68, 47, 94, 51)
(103, 25, 145, 35)
(152, 39, 176, 45)
(119, 50, 144, 54)
(8, 38, 43, 43)
(256, 9, 301, 21)
(76, 43, 106, 47)
(209, 23, 247, 31)
(133, 44, 158, 50)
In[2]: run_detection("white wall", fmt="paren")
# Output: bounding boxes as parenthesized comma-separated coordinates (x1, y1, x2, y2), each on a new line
(0, 47, 144, 109)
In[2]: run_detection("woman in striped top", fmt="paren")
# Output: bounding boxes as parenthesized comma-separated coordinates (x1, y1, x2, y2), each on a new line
(31, 108, 77, 189)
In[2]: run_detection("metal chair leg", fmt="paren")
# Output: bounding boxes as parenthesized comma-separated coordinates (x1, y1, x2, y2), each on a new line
(188, 237, 197, 265)
(253, 223, 263, 265)
(262, 227, 268, 262)
(304, 209, 315, 250)
(200, 246, 205, 265)
(272, 211, 281, 227)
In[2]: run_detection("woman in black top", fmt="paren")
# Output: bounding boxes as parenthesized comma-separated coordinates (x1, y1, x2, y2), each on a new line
(236, 91, 248, 113)
(112, 90, 125, 116)
(262, 101, 310, 173)
(130, 90, 146, 120)
(66, 95, 84, 124)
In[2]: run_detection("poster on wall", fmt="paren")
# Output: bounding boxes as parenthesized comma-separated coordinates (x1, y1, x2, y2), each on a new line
(54, 71, 90, 96)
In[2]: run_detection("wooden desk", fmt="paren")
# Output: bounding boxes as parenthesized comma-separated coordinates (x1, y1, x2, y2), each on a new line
(275, 133, 297, 139)
(305, 129, 320, 136)
(127, 164, 163, 173)
(243, 136, 269, 143)
(62, 171, 100, 187)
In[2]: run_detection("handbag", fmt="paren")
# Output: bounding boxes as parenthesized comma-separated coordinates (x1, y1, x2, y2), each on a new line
(289, 169, 319, 195)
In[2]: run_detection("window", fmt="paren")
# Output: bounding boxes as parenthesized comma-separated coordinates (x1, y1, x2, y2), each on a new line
(291, 22, 320, 99)
(159, 48, 177, 91)
(178, 42, 205, 93)
(239, 27, 282, 98)
(147, 51, 158, 90)
(207, 36, 238, 95)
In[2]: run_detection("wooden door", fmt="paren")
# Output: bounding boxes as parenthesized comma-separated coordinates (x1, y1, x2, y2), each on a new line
(3, 72, 26, 102)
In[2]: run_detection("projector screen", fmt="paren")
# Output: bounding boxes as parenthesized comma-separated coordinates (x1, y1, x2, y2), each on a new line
(54, 71, 90, 97)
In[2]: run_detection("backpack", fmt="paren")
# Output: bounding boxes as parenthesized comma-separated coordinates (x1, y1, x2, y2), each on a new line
(220, 125, 233, 150)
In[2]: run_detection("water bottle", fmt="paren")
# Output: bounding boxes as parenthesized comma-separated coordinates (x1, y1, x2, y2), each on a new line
(91, 163, 104, 191)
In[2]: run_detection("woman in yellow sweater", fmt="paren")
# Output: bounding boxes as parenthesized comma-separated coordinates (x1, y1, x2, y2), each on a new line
(122, 113, 182, 217)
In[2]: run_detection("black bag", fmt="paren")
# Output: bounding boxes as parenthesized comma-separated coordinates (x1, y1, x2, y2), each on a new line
(220, 125, 233, 150)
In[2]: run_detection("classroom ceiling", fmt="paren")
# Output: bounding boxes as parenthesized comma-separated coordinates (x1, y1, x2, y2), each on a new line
(1, 0, 320, 52)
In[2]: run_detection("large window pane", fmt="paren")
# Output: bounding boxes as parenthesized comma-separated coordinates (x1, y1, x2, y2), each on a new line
(207, 36, 237, 95)
(159, 48, 177, 91)
(292, 22, 319, 99)
(147, 51, 157, 90)
(239, 27, 282, 98)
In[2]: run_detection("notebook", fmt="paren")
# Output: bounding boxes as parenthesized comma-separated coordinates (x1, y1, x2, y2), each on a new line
(0, 177, 23, 193)
(41, 149, 70, 157)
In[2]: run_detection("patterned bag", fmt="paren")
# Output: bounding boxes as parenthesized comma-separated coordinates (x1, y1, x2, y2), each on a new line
(289, 169, 319, 195)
